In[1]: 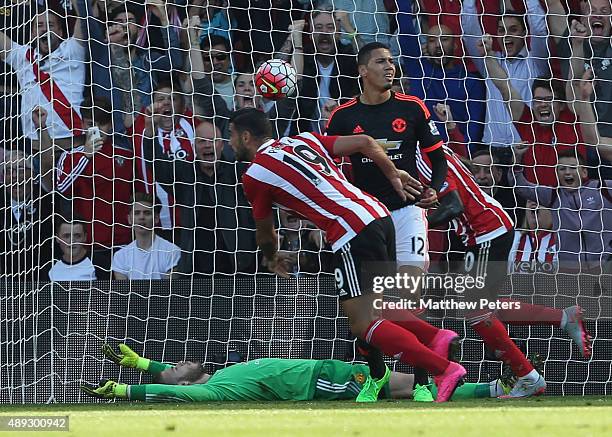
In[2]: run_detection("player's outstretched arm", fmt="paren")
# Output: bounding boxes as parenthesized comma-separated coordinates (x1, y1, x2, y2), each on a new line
(103, 343, 175, 374)
(81, 381, 221, 402)
(331, 135, 423, 201)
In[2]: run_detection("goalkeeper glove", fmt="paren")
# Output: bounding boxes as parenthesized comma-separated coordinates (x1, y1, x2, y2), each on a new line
(81, 380, 128, 399)
(102, 343, 150, 371)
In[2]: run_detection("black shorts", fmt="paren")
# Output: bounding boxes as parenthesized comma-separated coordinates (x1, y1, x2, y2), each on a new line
(463, 230, 514, 298)
(332, 216, 396, 301)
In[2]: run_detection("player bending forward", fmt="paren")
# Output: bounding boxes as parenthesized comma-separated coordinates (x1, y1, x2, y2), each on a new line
(419, 143, 592, 398)
(228, 108, 465, 402)
(81, 344, 504, 402)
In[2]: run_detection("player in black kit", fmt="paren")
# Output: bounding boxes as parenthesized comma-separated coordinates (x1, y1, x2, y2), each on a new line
(326, 42, 459, 396)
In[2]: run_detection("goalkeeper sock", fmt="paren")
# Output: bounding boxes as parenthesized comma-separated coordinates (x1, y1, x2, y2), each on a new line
(384, 309, 439, 345)
(495, 300, 563, 326)
(471, 316, 534, 378)
(355, 339, 387, 380)
(430, 382, 491, 400)
(365, 319, 448, 375)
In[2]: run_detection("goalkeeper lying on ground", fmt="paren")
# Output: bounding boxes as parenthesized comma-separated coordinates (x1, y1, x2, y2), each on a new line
(82, 344, 512, 403)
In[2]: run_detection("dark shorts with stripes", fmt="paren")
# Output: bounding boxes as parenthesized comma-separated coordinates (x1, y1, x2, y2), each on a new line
(332, 216, 396, 301)
(464, 230, 514, 300)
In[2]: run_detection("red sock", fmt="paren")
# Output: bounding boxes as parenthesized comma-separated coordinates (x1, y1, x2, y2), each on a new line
(366, 319, 448, 375)
(383, 309, 439, 345)
(471, 316, 534, 377)
(496, 299, 563, 326)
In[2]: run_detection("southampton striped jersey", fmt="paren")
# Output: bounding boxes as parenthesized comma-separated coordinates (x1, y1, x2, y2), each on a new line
(416, 146, 514, 246)
(242, 132, 389, 252)
(508, 230, 558, 274)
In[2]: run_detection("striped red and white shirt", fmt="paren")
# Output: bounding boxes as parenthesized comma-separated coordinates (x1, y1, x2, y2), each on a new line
(5, 39, 85, 139)
(416, 146, 514, 246)
(508, 230, 558, 274)
(242, 132, 390, 252)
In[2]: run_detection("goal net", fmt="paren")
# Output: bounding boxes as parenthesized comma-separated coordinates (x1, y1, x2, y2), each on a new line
(0, 0, 610, 403)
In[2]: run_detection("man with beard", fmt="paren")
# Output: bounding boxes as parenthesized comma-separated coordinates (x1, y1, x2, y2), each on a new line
(397, 7, 486, 145)
(228, 107, 466, 402)
(74, 0, 183, 133)
(461, 0, 550, 148)
(296, 9, 359, 134)
(134, 81, 196, 237)
(0, 6, 85, 150)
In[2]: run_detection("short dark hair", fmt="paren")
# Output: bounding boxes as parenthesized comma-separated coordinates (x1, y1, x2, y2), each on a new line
(357, 42, 391, 66)
(229, 108, 273, 140)
(131, 192, 162, 215)
(557, 149, 586, 166)
(498, 10, 528, 34)
(81, 97, 113, 126)
(532, 76, 566, 102)
(108, 1, 143, 23)
(202, 35, 231, 52)
(54, 213, 87, 235)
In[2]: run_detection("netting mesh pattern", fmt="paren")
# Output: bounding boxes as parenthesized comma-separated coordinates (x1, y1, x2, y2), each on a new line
(1, 0, 612, 402)
(0, 276, 610, 403)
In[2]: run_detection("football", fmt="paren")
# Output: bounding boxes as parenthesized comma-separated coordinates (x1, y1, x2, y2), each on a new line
(255, 59, 298, 100)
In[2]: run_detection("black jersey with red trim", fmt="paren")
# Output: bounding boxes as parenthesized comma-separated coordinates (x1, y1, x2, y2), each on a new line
(325, 92, 443, 211)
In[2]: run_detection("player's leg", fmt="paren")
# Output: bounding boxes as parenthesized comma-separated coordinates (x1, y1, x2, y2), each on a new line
(389, 205, 460, 389)
(464, 232, 546, 398)
(336, 217, 466, 402)
(389, 206, 460, 357)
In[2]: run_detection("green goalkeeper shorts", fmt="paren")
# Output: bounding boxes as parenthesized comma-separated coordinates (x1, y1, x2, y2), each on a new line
(312, 360, 372, 401)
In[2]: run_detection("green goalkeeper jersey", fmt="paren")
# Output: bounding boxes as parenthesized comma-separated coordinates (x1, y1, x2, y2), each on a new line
(130, 358, 325, 402)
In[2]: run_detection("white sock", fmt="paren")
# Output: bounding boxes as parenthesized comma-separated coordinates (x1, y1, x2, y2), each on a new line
(560, 309, 568, 329)
(521, 369, 540, 382)
(490, 380, 505, 397)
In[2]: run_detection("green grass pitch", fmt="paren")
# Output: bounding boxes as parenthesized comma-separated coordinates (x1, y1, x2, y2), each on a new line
(2, 396, 611, 436)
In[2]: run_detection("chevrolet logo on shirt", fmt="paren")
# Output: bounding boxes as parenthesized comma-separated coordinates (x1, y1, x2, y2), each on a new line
(376, 139, 402, 151)
(361, 139, 403, 163)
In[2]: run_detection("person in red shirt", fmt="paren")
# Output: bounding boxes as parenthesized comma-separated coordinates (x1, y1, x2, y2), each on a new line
(483, 38, 590, 186)
(55, 98, 145, 277)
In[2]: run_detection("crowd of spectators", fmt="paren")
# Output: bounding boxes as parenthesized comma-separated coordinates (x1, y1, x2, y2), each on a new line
(0, 0, 611, 280)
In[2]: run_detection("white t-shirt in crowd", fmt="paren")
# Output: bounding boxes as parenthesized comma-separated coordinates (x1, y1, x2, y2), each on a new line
(49, 256, 97, 281)
(4, 38, 86, 140)
(112, 236, 181, 280)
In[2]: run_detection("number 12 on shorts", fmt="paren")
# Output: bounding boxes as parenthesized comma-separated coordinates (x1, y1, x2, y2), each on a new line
(411, 236, 425, 256)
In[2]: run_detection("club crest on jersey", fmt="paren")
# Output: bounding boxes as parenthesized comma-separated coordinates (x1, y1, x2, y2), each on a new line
(429, 120, 440, 136)
(353, 125, 364, 134)
(392, 118, 407, 133)
(354, 373, 366, 385)
(115, 156, 125, 166)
